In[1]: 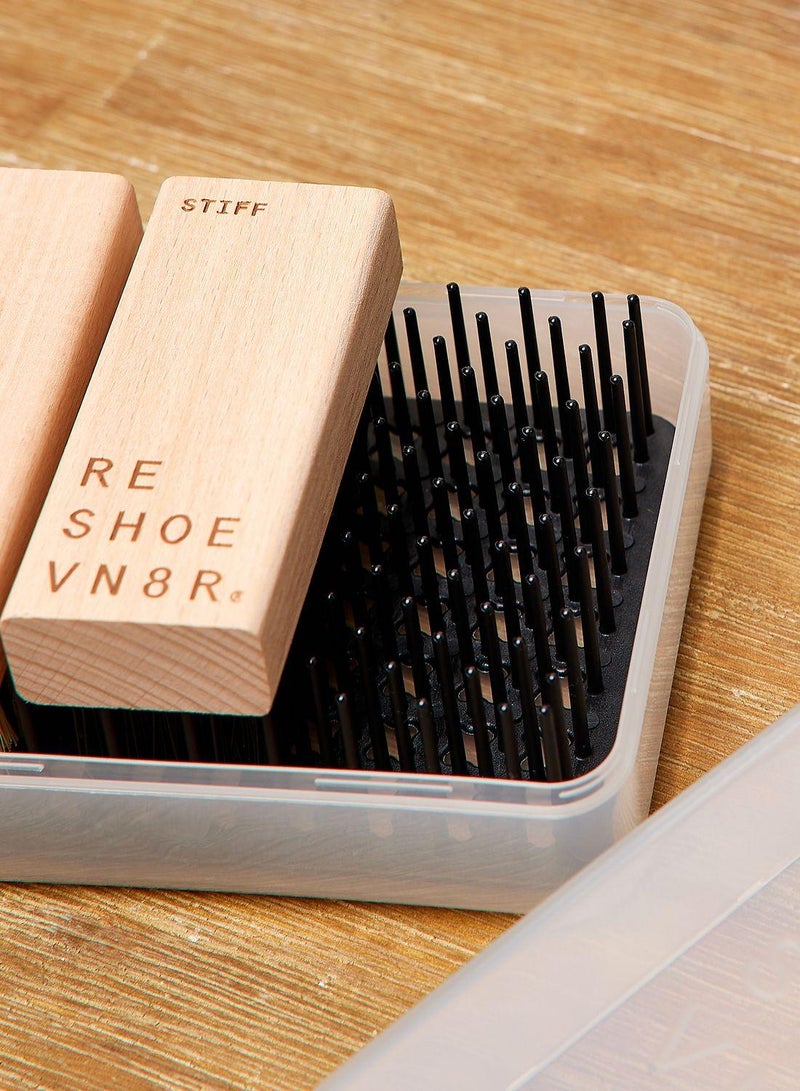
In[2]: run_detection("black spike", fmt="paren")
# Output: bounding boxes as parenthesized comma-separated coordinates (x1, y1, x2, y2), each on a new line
(478, 600, 507, 707)
(592, 291, 614, 432)
(537, 512, 564, 612)
(402, 595, 430, 701)
(417, 534, 444, 633)
(586, 488, 615, 634)
(464, 666, 494, 778)
(386, 660, 415, 772)
(355, 627, 391, 771)
(386, 502, 414, 596)
(504, 339, 529, 435)
(553, 456, 579, 600)
(574, 547, 603, 695)
(475, 450, 502, 544)
(518, 287, 541, 406)
(542, 673, 574, 779)
(462, 507, 490, 604)
(522, 572, 553, 682)
(610, 375, 639, 518)
(491, 539, 520, 644)
(579, 343, 604, 483)
(432, 630, 467, 775)
(623, 319, 649, 463)
(368, 367, 387, 422)
(404, 307, 428, 394)
(384, 311, 401, 365)
(627, 294, 654, 434)
(368, 563, 399, 663)
(533, 370, 559, 469)
(518, 425, 547, 515)
(447, 568, 474, 668)
(447, 282, 471, 370)
(459, 365, 486, 455)
(564, 399, 591, 541)
(402, 444, 429, 537)
(504, 481, 534, 579)
(598, 431, 627, 575)
(416, 389, 443, 478)
(489, 393, 515, 487)
(433, 335, 458, 424)
(336, 694, 360, 770)
(445, 420, 473, 512)
(389, 360, 414, 444)
(556, 608, 590, 758)
(373, 415, 398, 504)
(510, 637, 545, 780)
(417, 698, 441, 774)
(497, 703, 521, 779)
(548, 315, 571, 443)
(476, 311, 500, 399)
(432, 476, 459, 571)
(539, 705, 564, 782)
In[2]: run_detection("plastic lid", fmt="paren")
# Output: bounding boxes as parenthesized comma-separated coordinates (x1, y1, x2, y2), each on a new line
(322, 704, 800, 1089)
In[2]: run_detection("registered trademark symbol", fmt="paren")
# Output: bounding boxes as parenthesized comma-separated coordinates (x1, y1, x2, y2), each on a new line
(230, 590, 243, 602)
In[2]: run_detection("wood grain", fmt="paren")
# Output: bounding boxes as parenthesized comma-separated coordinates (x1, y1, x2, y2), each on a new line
(0, 168, 141, 713)
(2, 177, 401, 715)
(0, 0, 797, 1087)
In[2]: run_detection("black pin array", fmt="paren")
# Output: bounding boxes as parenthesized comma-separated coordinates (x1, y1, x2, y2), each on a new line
(2, 288, 673, 782)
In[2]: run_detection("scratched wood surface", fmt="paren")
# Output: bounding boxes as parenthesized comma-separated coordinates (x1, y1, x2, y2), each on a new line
(0, 1, 797, 1088)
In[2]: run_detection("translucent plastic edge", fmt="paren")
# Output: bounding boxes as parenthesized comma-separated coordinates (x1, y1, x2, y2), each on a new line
(0, 287, 709, 819)
(321, 703, 800, 1089)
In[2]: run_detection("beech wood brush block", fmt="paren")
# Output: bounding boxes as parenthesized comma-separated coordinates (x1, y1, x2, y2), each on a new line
(2, 178, 402, 716)
(0, 169, 141, 669)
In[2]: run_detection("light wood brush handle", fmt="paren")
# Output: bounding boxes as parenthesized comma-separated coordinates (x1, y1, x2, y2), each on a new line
(2, 178, 402, 716)
(0, 168, 141, 745)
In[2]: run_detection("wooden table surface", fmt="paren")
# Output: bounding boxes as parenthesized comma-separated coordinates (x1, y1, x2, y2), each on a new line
(0, 1, 797, 1087)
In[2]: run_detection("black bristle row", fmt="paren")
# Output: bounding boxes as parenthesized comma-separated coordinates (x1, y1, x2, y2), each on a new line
(3, 287, 674, 782)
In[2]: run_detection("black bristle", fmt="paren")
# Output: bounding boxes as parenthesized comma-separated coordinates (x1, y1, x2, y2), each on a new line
(461, 507, 490, 605)
(542, 673, 574, 780)
(517, 287, 541, 403)
(598, 431, 627, 576)
(504, 481, 534, 579)
(464, 666, 494, 778)
(627, 294, 654, 435)
(389, 360, 414, 444)
(432, 631, 467, 775)
(518, 425, 547, 515)
(521, 572, 552, 681)
(592, 291, 614, 432)
(478, 600, 507, 707)
(574, 548, 603, 696)
(579, 343, 604, 482)
(402, 444, 429, 537)
(336, 693, 360, 770)
(459, 365, 486, 455)
(537, 512, 564, 612)
(417, 388, 443, 478)
(445, 420, 473, 512)
(417, 534, 444, 633)
(355, 626, 391, 771)
(556, 608, 591, 758)
(433, 336, 458, 424)
(623, 318, 649, 463)
(548, 315, 571, 443)
(585, 488, 615, 634)
(504, 340, 529, 435)
(404, 307, 428, 394)
(447, 282, 471, 370)
(475, 450, 503, 544)
(488, 393, 515, 487)
(497, 703, 521, 780)
(610, 375, 639, 518)
(447, 567, 475, 669)
(476, 311, 500, 399)
(417, 698, 441, 774)
(386, 660, 415, 773)
(432, 476, 459, 571)
(492, 539, 520, 644)
(402, 595, 430, 702)
(511, 637, 545, 780)
(384, 312, 401, 366)
(373, 415, 399, 504)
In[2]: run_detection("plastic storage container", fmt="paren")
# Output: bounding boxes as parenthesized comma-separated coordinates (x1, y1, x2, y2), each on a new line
(323, 702, 800, 1089)
(0, 286, 711, 912)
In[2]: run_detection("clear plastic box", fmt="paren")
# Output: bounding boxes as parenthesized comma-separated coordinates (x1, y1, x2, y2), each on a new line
(0, 286, 711, 912)
(323, 702, 800, 1089)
